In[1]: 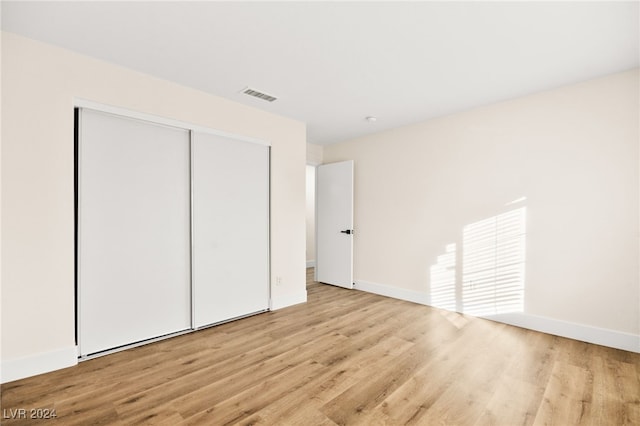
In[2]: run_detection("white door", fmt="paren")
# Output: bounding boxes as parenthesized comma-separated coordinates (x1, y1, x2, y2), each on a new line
(78, 109, 192, 356)
(191, 132, 270, 328)
(316, 160, 354, 289)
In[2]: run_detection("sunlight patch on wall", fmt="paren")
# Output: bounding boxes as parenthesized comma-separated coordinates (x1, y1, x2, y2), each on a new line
(429, 243, 457, 311)
(462, 207, 527, 316)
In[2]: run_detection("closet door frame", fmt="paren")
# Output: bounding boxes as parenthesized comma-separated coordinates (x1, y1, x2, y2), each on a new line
(75, 99, 271, 358)
(74, 99, 270, 147)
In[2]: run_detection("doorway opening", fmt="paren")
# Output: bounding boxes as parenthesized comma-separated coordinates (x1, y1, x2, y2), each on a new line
(306, 164, 317, 271)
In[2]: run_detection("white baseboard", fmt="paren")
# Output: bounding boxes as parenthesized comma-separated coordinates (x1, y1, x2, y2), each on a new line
(481, 312, 640, 353)
(271, 290, 307, 310)
(1, 346, 78, 383)
(354, 279, 640, 353)
(306, 260, 316, 268)
(355, 279, 429, 305)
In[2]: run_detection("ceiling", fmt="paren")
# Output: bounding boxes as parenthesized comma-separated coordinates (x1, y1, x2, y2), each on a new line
(2, 1, 638, 145)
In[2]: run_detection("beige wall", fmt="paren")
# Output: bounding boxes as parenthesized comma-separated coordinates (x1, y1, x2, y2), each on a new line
(307, 143, 323, 166)
(324, 70, 639, 346)
(1, 32, 307, 377)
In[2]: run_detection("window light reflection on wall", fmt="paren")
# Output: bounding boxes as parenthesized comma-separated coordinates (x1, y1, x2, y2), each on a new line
(429, 200, 527, 317)
(462, 207, 526, 316)
(429, 243, 457, 311)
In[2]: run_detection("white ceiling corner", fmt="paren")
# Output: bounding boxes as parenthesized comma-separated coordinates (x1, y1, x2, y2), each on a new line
(1, 1, 638, 145)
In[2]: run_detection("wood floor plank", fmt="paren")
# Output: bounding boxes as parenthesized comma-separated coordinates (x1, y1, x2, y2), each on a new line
(370, 322, 505, 425)
(309, 335, 416, 410)
(532, 362, 592, 426)
(320, 340, 436, 425)
(391, 323, 509, 426)
(180, 359, 326, 425)
(167, 330, 352, 420)
(473, 329, 551, 426)
(588, 354, 640, 425)
(474, 378, 539, 426)
(1, 268, 638, 425)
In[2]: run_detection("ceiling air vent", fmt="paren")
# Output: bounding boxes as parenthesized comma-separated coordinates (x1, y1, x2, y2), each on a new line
(241, 87, 277, 102)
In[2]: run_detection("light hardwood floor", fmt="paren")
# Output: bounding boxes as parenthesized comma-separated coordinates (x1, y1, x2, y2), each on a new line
(2, 268, 639, 425)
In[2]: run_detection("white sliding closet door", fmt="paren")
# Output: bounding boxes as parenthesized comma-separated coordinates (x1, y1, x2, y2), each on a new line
(192, 132, 269, 328)
(78, 109, 191, 356)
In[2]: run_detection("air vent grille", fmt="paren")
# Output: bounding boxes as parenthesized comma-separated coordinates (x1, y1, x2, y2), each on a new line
(241, 87, 277, 102)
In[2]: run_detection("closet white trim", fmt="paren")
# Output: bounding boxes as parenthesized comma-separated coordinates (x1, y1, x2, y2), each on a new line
(76, 102, 272, 359)
(73, 98, 271, 147)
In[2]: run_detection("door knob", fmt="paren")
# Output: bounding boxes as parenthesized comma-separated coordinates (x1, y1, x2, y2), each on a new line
(340, 229, 353, 235)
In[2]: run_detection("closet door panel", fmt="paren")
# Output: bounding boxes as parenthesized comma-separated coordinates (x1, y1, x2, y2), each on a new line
(192, 132, 269, 327)
(78, 109, 191, 356)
